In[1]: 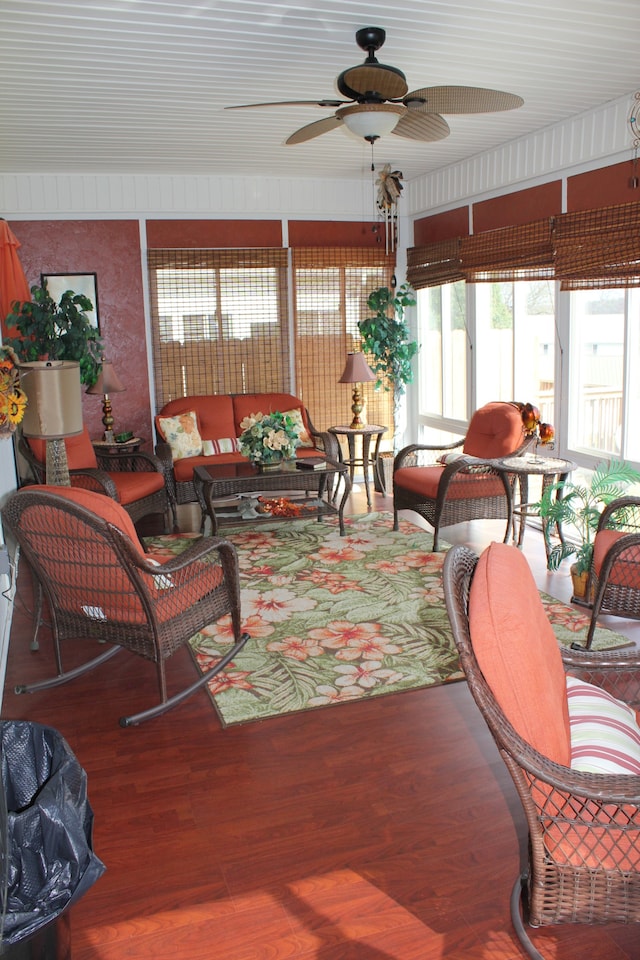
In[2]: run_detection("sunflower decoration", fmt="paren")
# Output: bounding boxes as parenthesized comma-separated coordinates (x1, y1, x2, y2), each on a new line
(0, 345, 28, 437)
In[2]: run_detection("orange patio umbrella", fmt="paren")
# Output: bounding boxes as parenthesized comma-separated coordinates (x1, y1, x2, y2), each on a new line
(0, 219, 31, 331)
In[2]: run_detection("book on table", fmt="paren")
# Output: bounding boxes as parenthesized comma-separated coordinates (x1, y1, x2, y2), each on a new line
(295, 458, 326, 471)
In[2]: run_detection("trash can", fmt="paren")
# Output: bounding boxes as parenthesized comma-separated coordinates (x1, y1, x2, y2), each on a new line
(0, 721, 106, 958)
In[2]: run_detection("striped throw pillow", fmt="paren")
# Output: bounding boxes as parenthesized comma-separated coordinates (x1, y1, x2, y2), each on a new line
(566, 675, 640, 775)
(201, 437, 241, 456)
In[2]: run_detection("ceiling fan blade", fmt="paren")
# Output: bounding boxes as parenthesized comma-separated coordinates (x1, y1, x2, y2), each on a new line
(392, 111, 450, 142)
(226, 99, 348, 110)
(286, 115, 344, 145)
(405, 86, 524, 114)
(338, 62, 408, 101)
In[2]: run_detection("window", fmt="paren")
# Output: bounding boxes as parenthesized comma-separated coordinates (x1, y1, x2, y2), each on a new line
(475, 279, 555, 425)
(417, 281, 467, 421)
(568, 289, 628, 457)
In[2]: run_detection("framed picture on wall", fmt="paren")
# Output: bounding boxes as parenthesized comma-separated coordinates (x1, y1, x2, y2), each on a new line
(41, 272, 100, 330)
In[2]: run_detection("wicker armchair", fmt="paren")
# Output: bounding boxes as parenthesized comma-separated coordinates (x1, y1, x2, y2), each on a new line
(583, 496, 640, 649)
(393, 401, 530, 550)
(18, 426, 177, 531)
(2, 486, 249, 727)
(443, 542, 640, 957)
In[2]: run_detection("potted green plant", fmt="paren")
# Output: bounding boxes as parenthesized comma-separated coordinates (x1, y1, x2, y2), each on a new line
(357, 283, 417, 489)
(537, 459, 640, 600)
(4, 280, 103, 386)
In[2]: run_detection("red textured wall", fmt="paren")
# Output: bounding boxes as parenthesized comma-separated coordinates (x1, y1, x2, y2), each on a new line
(413, 207, 470, 245)
(567, 160, 640, 211)
(147, 220, 282, 248)
(472, 181, 562, 232)
(7, 220, 150, 442)
(288, 221, 384, 246)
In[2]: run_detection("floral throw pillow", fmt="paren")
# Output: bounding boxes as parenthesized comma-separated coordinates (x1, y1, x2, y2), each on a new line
(282, 408, 314, 448)
(157, 411, 202, 461)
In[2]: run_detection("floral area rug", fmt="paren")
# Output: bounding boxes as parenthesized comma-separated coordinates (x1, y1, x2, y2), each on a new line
(145, 513, 631, 727)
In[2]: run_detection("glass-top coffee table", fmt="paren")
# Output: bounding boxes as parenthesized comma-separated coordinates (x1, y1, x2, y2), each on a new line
(193, 458, 351, 536)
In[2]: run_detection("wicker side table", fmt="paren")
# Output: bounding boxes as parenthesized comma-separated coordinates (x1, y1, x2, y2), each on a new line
(328, 425, 387, 509)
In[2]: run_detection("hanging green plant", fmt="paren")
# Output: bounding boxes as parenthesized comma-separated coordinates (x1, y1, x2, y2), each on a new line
(4, 280, 104, 386)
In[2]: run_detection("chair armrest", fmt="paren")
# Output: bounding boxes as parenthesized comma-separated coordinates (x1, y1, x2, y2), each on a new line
(305, 410, 339, 461)
(94, 449, 165, 474)
(152, 442, 178, 504)
(394, 439, 464, 470)
(69, 469, 120, 500)
(123, 532, 241, 599)
(597, 496, 640, 534)
(561, 646, 640, 710)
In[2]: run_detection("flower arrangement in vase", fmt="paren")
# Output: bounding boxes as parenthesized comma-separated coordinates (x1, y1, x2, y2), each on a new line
(238, 411, 300, 466)
(0, 346, 28, 438)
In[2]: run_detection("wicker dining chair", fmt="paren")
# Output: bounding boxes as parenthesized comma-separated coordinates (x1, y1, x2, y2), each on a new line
(2, 485, 249, 727)
(582, 496, 640, 650)
(393, 401, 530, 550)
(443, 541, 640, 958)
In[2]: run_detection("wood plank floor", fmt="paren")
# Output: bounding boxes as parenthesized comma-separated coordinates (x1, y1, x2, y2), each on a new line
(3, 488, 640, 959)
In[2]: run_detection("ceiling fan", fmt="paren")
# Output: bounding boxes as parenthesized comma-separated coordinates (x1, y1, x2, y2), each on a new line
(226, 26, 524, 145)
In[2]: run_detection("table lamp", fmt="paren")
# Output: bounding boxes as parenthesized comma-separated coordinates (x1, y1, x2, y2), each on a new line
(19, 360, 83, 485)
(86, 359, 126, 442)
(338, 353, 376, 429)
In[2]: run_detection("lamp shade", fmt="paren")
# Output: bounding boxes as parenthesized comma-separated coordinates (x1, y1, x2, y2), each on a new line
(338, 104, 404, 140)
(19, 361, 83, 439)
(339, 353, 376, 384)
(86, 359, 126, 396)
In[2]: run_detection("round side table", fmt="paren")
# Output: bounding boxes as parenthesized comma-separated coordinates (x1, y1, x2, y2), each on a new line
(496, 453, 578, 564)
(328, 425, 387, 509)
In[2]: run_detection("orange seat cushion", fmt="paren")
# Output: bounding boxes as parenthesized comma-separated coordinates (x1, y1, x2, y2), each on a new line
(28, 426, 98, 470)
(463, 402, 525, 458)
(394, 464, 506, 499)
(108, 470, 165, 505)
(468, 541, 571, 767)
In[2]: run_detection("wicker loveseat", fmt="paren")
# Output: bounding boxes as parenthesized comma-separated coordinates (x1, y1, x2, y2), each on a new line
(154, 392, 338, 505)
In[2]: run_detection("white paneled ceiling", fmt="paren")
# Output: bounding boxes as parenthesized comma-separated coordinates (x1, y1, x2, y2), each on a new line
(2, 0, 640, 183)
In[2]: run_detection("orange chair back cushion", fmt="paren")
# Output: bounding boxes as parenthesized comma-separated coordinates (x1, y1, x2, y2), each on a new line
(593, 529, 640, 589)
(156, 395, 236, 444)
(28, 426, 98, 470)
(463, 402, 525, 458)
(468, 541, 571, 767)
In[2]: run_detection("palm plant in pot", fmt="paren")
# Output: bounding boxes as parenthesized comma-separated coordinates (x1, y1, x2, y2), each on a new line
(537, 459, 640, 600)
(357, 282, 417, 489)
(4, 279, 103, 386)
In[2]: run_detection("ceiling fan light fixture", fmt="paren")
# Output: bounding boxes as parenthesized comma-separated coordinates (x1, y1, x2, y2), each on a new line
(338, 103, 404, 141)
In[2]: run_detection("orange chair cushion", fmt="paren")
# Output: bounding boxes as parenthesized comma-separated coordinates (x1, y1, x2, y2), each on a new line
(394, 464, 506, 499)
(28, 426, 98, 470)
(108, 471, 165, 505)
(24, 484, 146, 554)
(593, 529, 640, 589)
(468, 541, 571, 767)
(463, 402, 525, 458)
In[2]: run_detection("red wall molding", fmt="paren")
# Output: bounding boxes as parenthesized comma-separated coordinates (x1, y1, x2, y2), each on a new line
(288, 221, 384, 246)
(472, 182, 562, 233)
(567, 160, 640, 211)
(146, 220, 282, 248)
(413, 207, 469, 246)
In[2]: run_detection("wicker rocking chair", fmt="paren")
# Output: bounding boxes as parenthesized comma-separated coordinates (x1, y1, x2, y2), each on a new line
(443, 541, 640, 958)
(393, 401, 530, 550)
(583, 496, 640, 649)
(2, 486, 249, 727)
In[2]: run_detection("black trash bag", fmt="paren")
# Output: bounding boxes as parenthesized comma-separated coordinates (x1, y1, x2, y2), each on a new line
(0, 721, 105, 946)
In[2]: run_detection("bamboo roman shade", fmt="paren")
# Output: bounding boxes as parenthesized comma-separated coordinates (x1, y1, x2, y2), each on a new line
(147, 248, 289, 409)
(461, 219, 554, 282)
(406, 239, 464, 289)
(408, 200, 640, 291)
(553, 201, 640, 290)
(291, 247, 394, 435)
